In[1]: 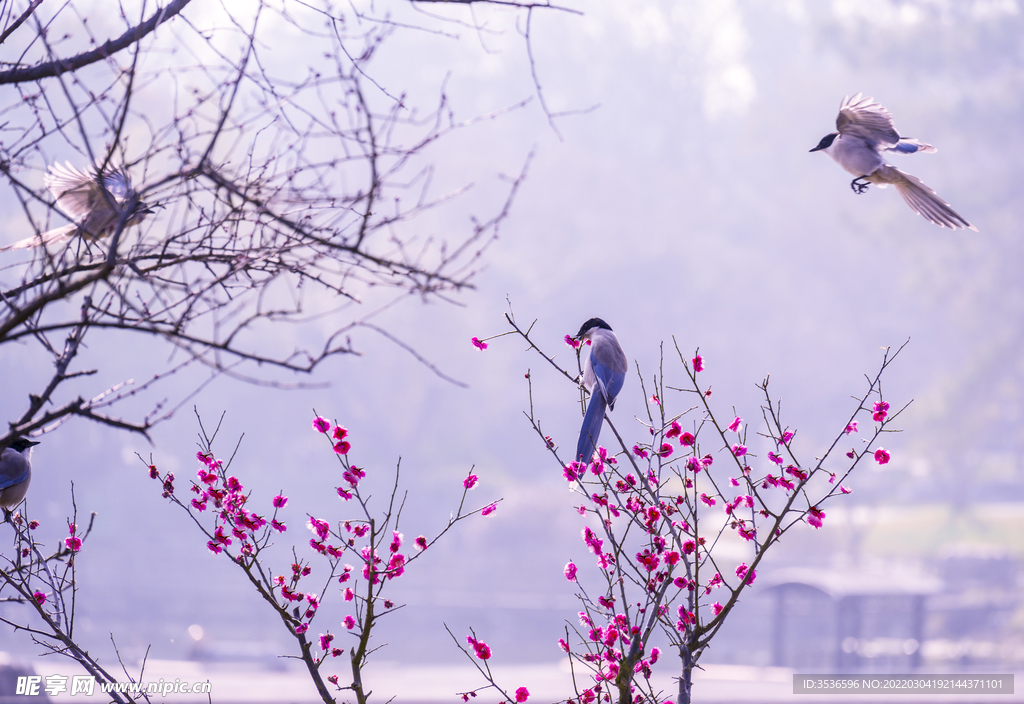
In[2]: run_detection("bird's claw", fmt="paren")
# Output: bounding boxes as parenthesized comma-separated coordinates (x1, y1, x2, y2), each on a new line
(850, 177, 870, 195)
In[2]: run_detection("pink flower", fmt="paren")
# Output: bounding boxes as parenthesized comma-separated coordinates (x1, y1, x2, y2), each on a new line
(682, 540, 695, 554)
(658, 443, 673, 458)
(32, 591, 46, 605)
(515, 687, 530, 702)
(65, 536, 82, 552)
(731, 444, 747, 457)
(780, 430, 794, 443)
(700, 493, 716, 506)
(467, 636, 492, 660)
(874, 448, 891, 465)
(312, 416, 331, 433)
(565, 334, 581, 350)
(415, 535, 428, 551)
(767, 451, 783, 465)
(308, 517, 330, 541)
(807, 506, 825, 529)
(273, 494, 288, 508)
(840, 485, 853, 494)
(872, 401, 890, 423)
(463, 473, 478, 490)
(666, 422, 682, 439)
(389, 531, 403, 553)
(679, 431, 695, 447)
(319, 633, 334, 650)
(481, 503, 497, 516)
(333, 440, 351, 455)
(712, 602, 723, 616)
(564, 561, 578, 581)
(344, 615, 356, 629)
(632, 445, 649, 459)
(728, 416, 742, 433)
(294, 623, 309, 635)
(558, 638, 570, 653)
(845, 421, 858, 435)
(333, 426, 348, 441)
(692, 354, 704, 372)
(471, 337, 488, 350)
(735, 562, 756, 585)
(343, 588, 354, 601)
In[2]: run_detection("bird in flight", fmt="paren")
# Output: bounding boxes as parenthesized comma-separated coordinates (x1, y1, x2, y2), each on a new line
(810, 93, 976, 231)
(3, 161, 158, 251)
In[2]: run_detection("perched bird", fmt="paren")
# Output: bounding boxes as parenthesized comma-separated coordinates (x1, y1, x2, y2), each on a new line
(0, 437, 39, 511)
(2, 161, 157, 251)
(574, 318, 627, 464)
(810, 93, 976, 231)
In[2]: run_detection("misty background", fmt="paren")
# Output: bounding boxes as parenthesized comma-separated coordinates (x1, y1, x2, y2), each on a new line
(1, 0, 1022, 683)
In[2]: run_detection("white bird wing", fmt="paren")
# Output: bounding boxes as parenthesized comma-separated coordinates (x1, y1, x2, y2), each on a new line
(836, 93, 900, 149)
(44, 161, 105, 222)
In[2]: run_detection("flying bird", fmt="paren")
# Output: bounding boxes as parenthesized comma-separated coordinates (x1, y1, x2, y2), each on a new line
(2, 161, 157, 251)
(574, 318, 627, 464)
(0, 437, 39, 511)
(810, 93, 976, 231)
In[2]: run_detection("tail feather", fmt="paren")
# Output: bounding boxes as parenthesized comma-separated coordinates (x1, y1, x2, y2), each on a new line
(889, 138, 936, 155)
(877, 166, 976, 231)
(1, 224, 77, 251)
(576, 393, 608, 463)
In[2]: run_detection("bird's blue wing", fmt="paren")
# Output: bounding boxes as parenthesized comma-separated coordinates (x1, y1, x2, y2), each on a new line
(590, 355, 626, 407)
(0, 450, 29, 491)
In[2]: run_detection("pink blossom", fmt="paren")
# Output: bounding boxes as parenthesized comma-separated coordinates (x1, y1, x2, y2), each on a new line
(558, 638, 570, 652)
(692, 354, 704, 372)
(389, 531, 403, 553)
(700, 493, 716, 506)
(273, 494, 288, 508)
(65, 536, 82, 552)
(731, 444, 747, 457)
(343, 588, 354, 601)
(632, 445, 649, 459)
(308, 517, 330, 541)
(481, 503, 497, 516)
(565, 334, 581, 350)
(845, 421, 858, 435)
(840, 485, 853, 494)
(294, 623, 309, 635)
(333, 440, 351, 455)
(650, 394, 660, 405)
(319, 633, 334, 650)
(780, 430, 794, 443)
(874, 448, 891, 465)
(735, 562, 757, 585)
(807, 506, 825, 529)
(728, 416, 742, 433)
(471, 337, 488, 350)
(312, 416, 331, 433)
(515, 687, 530, 703)
(32, 591, 45, 605)
(564, 561, 578, 581)
(666, 422, 682, 439)
(872, 401, 890, 423)
(333, 426, 348, 441)
(467, 636, 492, 660)
(463, 473, 478, 490)
(658, 443, 673, 458)
(415, 535, 428, 551)
(712, 602, 723, 616)
(682, 540, 696, 555)
(679, 431, 695, 447)
(768, 451, 783, 465)
(343, 615, 356, 629)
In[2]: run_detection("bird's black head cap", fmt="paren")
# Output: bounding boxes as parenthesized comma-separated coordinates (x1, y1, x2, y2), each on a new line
(810, 132, 838, 152)
(10, 438, 39, 452)
(576, 317, 612, 338)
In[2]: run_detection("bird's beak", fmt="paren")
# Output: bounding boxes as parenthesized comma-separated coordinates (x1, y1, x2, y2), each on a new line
(809, 145, 823, 152)
(25, 440, 40, 448)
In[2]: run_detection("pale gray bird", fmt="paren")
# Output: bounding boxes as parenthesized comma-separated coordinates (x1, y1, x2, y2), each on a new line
(0, 437, 39, 510)
(2, 161, 157, 251)
(575, 318, 627, 464)
(810, 94, 976, 231)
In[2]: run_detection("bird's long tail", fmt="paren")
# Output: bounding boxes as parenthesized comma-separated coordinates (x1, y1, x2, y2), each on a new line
(876, 165, 976, 231)
(576, 392, 608, 464)
(1, 224, 77, 251)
